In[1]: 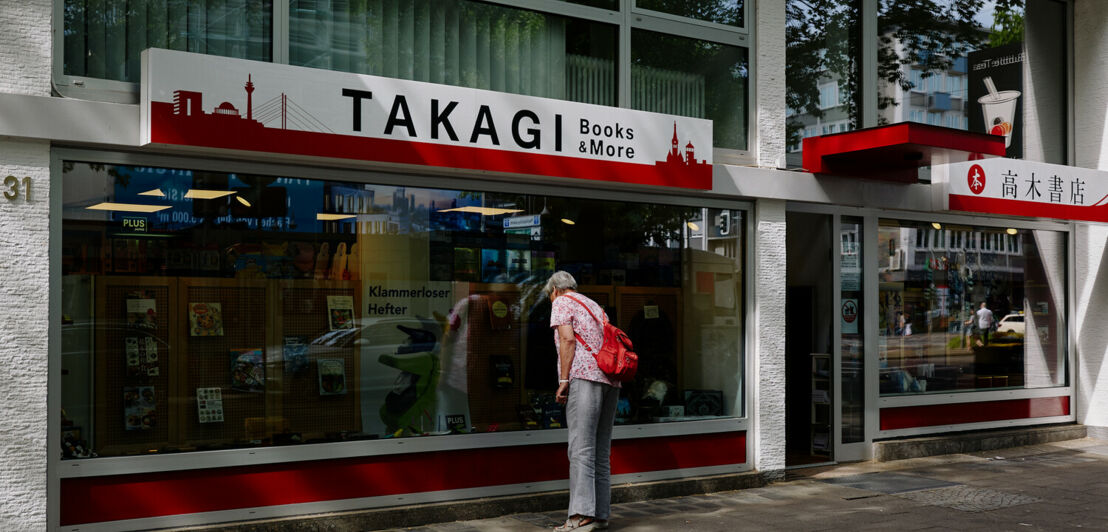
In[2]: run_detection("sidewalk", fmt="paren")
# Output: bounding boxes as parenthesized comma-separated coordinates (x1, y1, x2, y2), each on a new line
(389, 438, 1108, 531)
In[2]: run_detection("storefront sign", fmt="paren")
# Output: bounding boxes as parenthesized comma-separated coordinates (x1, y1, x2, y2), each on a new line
(969, 43, 1024, 159)
(943, 158, 1108, 223)
(141, 49, 713, 189)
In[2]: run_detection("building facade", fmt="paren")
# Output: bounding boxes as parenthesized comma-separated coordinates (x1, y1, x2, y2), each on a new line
(2, 1, 1108, 530)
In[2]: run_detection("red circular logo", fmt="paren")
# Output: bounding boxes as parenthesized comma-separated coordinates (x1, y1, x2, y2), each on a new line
(967, 164, 986, 195)
(841, 300, 858, 323)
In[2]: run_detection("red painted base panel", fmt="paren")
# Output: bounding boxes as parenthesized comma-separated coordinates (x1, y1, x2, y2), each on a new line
(880, 396, 1069, 431)
(61, 431, 745, 526)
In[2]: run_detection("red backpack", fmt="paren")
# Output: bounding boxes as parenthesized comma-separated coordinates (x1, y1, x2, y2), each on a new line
(564, 295, 638, 382)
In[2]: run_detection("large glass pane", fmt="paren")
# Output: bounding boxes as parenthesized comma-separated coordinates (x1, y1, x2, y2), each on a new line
(877, 219, 1067, 396)
(785, 0, 862, 167)
(877, 0, 1067, 162)
(289, 0, 618, 106)
(631, 30, 749, 150)
(63, 0, 274, 82)
(840, 217, 864, 443)
(60, 161, 745, 459)
(635, 0, 744, 27)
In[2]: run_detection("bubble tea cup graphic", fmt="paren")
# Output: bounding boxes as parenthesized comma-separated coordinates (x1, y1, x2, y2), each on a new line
(979, 76, 1019, 148)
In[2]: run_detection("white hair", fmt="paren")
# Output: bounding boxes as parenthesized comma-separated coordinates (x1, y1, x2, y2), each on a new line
(543, 270, 577, 296)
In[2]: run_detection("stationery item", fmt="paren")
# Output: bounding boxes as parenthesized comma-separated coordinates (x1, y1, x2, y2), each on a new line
(230, 348, 265, 392)
(123, 386, 156, 431)
(327, 295, 355, 330)
(196, 387, 225, 423)
(317, 358, 347, 395)
(313, 242, 330, 280)
(188, 302, 224, 336)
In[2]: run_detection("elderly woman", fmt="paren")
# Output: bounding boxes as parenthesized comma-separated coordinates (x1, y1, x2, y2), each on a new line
(544, 271, 620, 532)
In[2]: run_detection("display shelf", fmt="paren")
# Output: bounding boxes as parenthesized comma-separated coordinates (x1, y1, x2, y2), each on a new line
(811, 353, 831, 455)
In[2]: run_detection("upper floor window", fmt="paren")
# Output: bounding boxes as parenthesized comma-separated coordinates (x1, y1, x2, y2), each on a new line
(62, 0, 274, 83)
(58, 0, 749, 151)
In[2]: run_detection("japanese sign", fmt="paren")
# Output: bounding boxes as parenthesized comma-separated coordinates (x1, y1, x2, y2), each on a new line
(943, 158, 1108, 223)
(141, 49, 713, 189)
(969, 43, 1023, 159)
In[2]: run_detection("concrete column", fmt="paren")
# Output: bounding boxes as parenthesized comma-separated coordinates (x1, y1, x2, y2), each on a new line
(1072, 0, 1108, 441)
(1075, 224, 1108, 440)
(755, 0, 786, 168)
(1074, 0, 1108, 171)
(753, 199, 786, 476)
(0, 1, 53, 530)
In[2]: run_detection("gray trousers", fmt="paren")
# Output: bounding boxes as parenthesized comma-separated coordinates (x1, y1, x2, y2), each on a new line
(566, 378, 621, 519)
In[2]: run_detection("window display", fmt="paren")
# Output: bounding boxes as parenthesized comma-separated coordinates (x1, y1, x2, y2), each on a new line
(60, 161, 745, 459)
(877, 219, 1067, 395)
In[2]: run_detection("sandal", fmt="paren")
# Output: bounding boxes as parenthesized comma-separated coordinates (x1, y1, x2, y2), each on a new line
(553, 515, 597, 531)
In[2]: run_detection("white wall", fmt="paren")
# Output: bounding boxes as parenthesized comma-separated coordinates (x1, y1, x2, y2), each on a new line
(1073, 0, 1108, 440)
(1075, 225, 1108, 440)
(756, 0, 786, 169)
(1074, 0, 1108, 170)
(0, 1, 52, 530)
(753, 199, 787, 475)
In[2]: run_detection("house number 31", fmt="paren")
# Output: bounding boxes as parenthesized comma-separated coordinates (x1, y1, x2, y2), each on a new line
(4, 175, 31, 201)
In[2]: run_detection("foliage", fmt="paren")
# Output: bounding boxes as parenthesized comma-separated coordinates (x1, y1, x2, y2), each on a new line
(786, 0, 1026, 145)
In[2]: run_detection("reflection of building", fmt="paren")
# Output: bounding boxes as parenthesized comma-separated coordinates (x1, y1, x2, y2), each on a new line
(877, 33, 973, 130)
(787, 31, 976, 166)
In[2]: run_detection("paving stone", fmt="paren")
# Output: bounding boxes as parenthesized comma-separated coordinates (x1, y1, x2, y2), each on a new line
(817, 472, 960, 494)
(896, 485, 1041, 512)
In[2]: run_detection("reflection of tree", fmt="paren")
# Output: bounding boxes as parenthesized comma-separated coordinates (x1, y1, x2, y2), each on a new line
(636, 0, 744, 26)
(786, 0, 1025, 144)
(602, 203, 698, 251)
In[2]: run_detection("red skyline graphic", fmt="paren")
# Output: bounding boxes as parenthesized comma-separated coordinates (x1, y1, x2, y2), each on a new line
(149, 74, 712, 190)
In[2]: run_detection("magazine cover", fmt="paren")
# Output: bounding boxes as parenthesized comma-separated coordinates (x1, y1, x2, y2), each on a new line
(317, 358, 347, 395)
(123, 386, 156, 430)
(126, 298, 157, 330)
(453, 247, 478, 281)
(230, 348, 265, 392)
(283, 335, 310, 376)
(188, 302, 224, 336)
(326, 295, 355, 331)
(196, 387, 225, 423)
(506, 249, 531, 280)
(480, 248, 506, 282)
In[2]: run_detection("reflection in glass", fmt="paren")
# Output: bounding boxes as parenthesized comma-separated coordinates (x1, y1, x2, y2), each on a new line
(289, 0, 618, 106)
(632, 30, 748, 150)
(63, 0, 274, 82)
(785, 0, 861, 167)
(60, 161, 745, 459)
(877, 219, 1066, 396)
(635, 0, 744, 27)
(876, 0, 1068, 163)
(840, 217, 863, 443)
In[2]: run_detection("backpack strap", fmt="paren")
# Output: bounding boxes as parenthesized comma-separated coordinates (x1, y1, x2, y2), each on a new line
(560, 294, 604, 354)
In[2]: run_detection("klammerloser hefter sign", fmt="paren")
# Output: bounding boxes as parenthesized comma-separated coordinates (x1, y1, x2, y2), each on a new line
(140, 49, 714, 189)
(944, 158, 1108, 223)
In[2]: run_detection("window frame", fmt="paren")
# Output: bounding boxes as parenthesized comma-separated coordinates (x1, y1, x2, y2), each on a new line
(49, 145, 754, 478)
(51, 0, 753, 159)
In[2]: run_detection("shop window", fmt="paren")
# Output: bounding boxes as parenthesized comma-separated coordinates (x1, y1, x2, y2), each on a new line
(631, 30, 749, 150)
(62, 0, 274, 83)
(59, 161, 746, 460)
(877, 0, 1068, 163)
(785, 0, 862, 168)
(288, 0, 618, 106)
(877, 219, 1067, 396)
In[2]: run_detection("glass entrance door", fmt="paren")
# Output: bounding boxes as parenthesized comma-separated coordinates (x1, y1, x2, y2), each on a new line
(836, 216, 867, 460)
